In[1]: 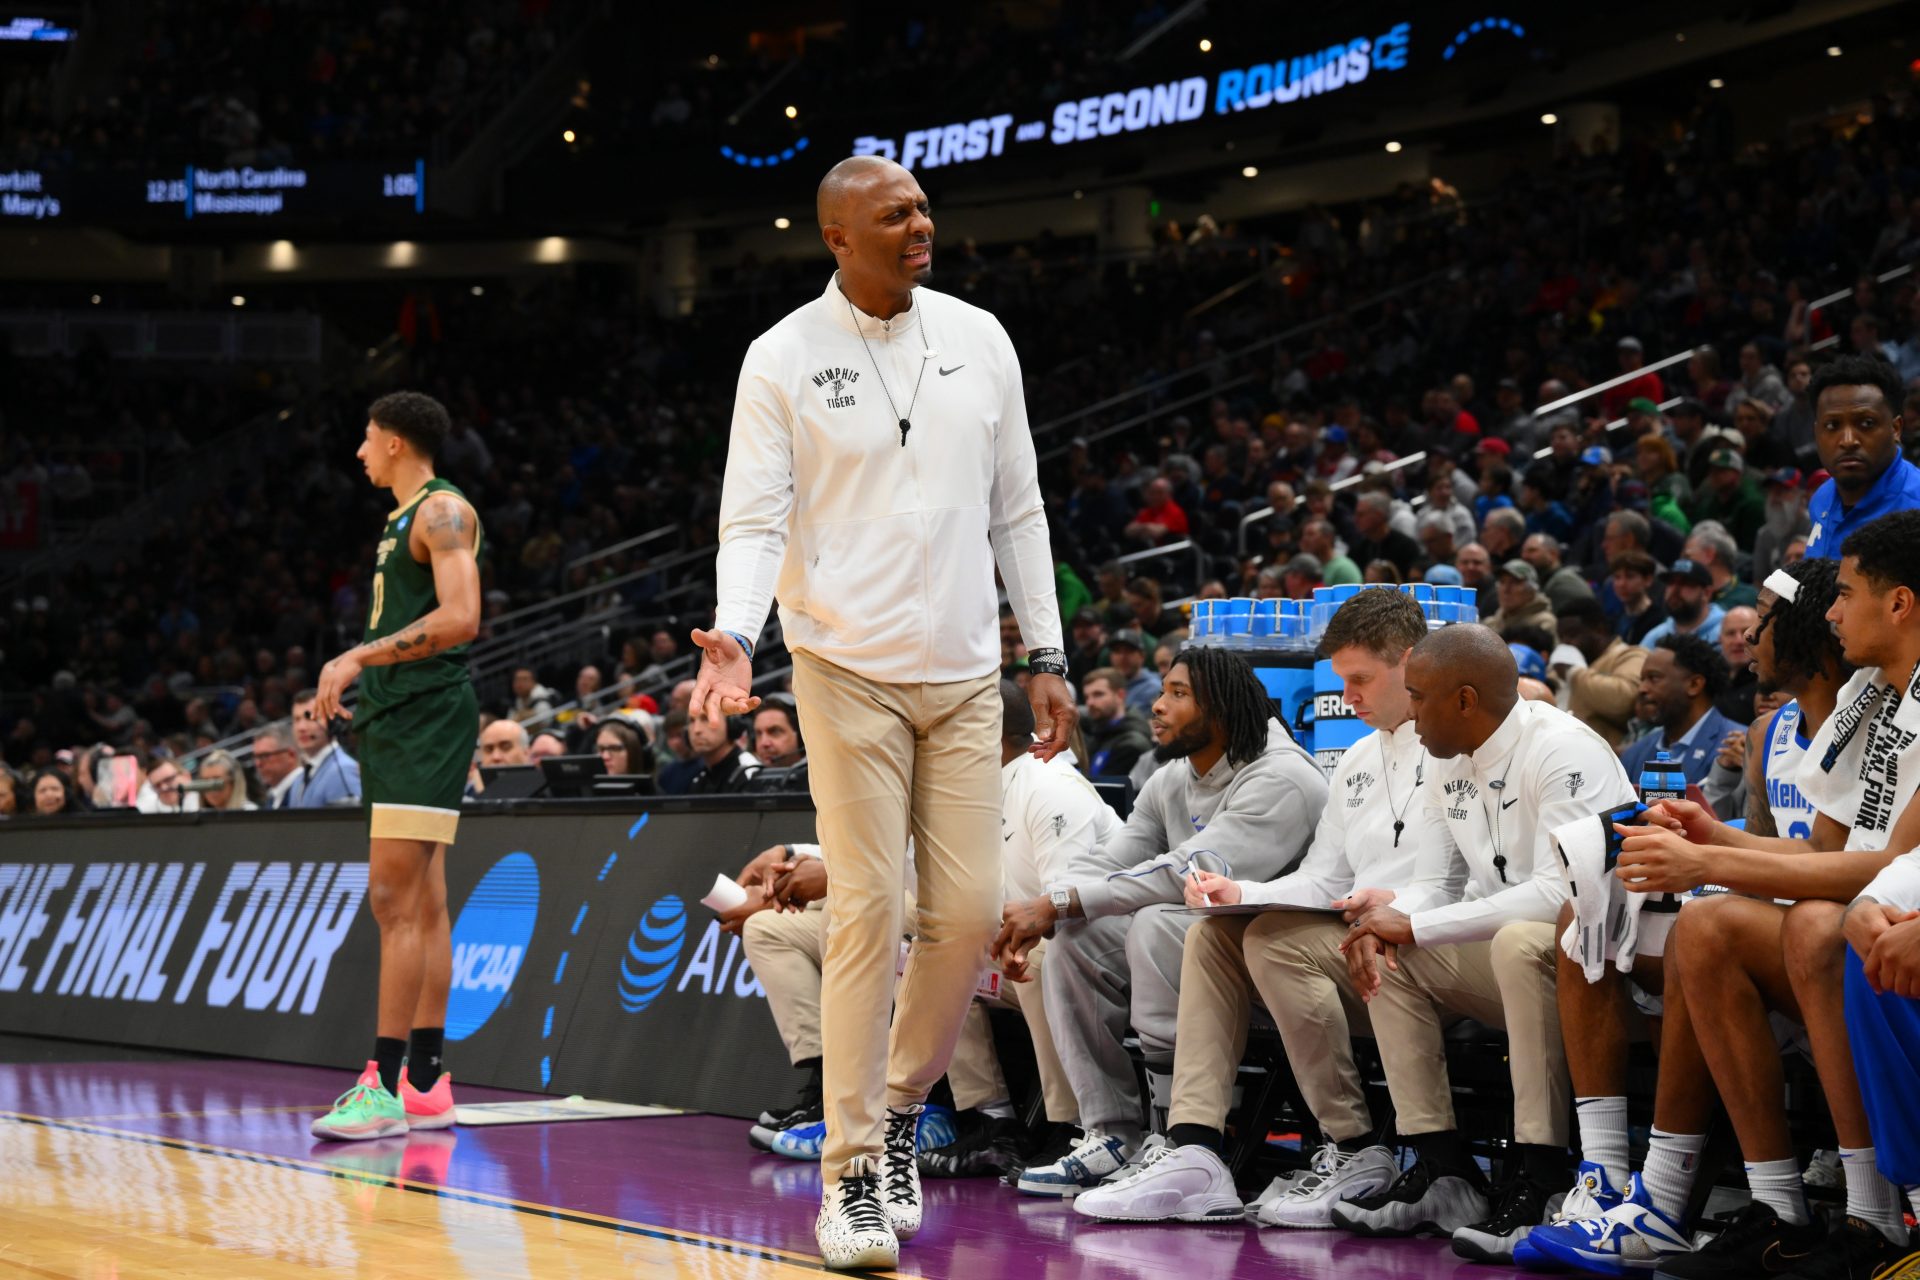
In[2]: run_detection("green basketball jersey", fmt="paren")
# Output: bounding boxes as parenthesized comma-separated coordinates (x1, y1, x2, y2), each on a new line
(358, 476, 480, 724)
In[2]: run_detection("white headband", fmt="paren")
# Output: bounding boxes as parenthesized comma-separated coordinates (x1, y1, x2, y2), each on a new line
(1764, 569, 1801, 604)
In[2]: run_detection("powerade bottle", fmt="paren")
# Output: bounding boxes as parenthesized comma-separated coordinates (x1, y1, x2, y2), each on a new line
(1638, 751, 1710, 898)
(1638, 751, 1686, 808)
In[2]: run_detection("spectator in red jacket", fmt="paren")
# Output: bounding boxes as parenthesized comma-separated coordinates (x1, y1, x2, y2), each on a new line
(1124, 477, 1189, 545)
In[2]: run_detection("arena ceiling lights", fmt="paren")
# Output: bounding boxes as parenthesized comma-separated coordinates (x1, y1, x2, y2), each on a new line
(1441, 16, 1527, 61)
(717, 137, 811, 169)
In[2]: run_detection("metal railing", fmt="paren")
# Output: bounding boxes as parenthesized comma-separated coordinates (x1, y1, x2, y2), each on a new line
(1806, 263, 1915, 353)
(1031, 266, 1452, 452)
(3, 399, 310, 592)
(1106, 537, 1206, 594)
(563, 522, 681, 575)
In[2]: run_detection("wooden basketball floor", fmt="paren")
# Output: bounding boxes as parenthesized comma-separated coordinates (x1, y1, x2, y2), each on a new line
(0, 1035, 1479, 1278)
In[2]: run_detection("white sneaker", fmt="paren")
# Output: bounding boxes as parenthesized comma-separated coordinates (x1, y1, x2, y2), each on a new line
(1016, 1128, 1138, 1197)
(880, 1105, 922, 1239)
(1804, 1148, 1843, 1190)
(1074, 1143, 1245, 1223)
(816, 1156, 900, 1270)
(1257, 1142, 1402, 1230)
(1245, 1167, 1309, 1215)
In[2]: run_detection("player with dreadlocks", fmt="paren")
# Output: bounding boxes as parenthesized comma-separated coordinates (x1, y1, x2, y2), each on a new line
(993, 644, 1329, 1197)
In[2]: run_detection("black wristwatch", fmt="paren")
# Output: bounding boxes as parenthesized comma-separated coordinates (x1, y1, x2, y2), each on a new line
(1027, 646, 1068, 678)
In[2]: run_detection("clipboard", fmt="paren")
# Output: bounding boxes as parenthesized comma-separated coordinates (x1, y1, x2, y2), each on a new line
(1175, 902, 1349, 917)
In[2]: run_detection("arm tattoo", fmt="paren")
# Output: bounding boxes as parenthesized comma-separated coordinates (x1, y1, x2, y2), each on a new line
(421, 496, 474, 552)
(360, 620, 442, 664)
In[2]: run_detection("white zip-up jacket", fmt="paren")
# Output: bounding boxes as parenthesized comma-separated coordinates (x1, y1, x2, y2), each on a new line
(715, 273, 1061, 683)
(1397, 699, 1637, 946)
(1237, 719, 1430, 907)
(1001, 752, 1124, 902)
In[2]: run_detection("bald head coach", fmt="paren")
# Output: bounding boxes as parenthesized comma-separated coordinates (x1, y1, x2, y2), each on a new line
(691, 155, 1074, 1270)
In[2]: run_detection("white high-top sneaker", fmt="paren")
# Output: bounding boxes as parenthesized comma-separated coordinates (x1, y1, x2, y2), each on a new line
(816, 1155, 899, 1270)
(880, 1105, 923, 1239)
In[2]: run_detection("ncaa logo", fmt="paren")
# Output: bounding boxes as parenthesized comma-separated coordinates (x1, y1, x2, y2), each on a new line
(446, 852, 540, 1041)
(619, 895, 687, 1013)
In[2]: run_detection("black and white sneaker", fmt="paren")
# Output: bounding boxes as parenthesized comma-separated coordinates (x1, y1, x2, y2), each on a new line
(1650, 1201, 1824, 1278)
(1003, 1122, 1081, 1189)
(1330, 1158, 1490, 1238)
(881, 1105, 923, 1239)
(817, 1156, 900, 1270)
(919, 1111, 1025, 1179)
(756, 1073, 823, 1130)
(748, 1099, 823, 1152)
(1451, 1172, 1554, 1263)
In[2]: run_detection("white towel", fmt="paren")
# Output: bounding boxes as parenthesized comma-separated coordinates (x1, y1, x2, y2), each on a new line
(1555, 804, 1681, 982)
(1798, 664, 1920, 852)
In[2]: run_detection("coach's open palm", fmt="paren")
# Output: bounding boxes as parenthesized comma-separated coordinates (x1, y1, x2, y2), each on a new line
(689, 628, 761, 724)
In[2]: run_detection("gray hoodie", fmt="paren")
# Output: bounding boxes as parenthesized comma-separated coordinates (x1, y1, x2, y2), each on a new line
(1070, 719, 1328, 919)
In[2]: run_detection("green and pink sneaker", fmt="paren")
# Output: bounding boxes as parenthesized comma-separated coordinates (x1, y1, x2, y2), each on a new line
(398, 1066, 457, 1130)
(310, 1061, 409, 1142)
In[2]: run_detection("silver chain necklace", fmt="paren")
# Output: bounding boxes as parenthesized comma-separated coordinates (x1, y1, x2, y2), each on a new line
(849, 299, 930, 447)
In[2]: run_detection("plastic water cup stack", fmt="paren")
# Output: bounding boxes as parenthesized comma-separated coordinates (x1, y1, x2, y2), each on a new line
(1279, 597, 1307, 649)
(1394, 581, 1448, 629)
(1190, 598, 1216, 644)
(1221, 597, 1254, 648)
(1249, 598, 1279, 648)
(1309, 584, 1360, 643)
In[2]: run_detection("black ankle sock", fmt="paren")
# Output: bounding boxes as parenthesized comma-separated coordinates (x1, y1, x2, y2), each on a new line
(374, 1037, 406, 1095)
(1515, 1143, 1567, 1185)
(1332, 1134, 1376, 1155)
(1168, 1123, 1223, 1152)
(1412, 1130, 1474, 1174)
(408, 1026, 445, 1090)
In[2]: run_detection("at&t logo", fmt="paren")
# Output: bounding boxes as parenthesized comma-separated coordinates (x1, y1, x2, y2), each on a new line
(617, 894, 763, 1015)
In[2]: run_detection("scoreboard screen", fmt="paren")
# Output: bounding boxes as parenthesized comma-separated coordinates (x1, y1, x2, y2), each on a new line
(0, 159, 426, 224)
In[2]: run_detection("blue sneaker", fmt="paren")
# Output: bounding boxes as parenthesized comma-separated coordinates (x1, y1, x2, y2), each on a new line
(1016, 1128, 1138, 1197)
(1514, 1160, 1626, 1270)
(770, 1119, 826, 1160)
(915, 1104, 957, 1153)
(1524, 1172, 1691, 1274)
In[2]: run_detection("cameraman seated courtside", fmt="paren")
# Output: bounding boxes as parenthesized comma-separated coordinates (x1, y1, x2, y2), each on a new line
(732, 683, 1118, 1172)
(994, 646, 1328, 1197)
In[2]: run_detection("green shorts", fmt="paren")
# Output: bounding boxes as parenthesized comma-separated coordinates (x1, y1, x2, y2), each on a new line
(358, 681, 478, 845)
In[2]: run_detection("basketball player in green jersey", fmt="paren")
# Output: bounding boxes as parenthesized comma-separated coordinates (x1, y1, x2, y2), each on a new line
(309, 391, 482, 1142)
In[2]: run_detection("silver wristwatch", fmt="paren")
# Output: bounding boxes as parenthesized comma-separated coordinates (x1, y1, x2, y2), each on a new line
(1049, 888, 1072, 918)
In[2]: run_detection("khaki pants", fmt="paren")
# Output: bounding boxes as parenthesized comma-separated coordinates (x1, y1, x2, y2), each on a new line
(947, 940, 1079, 1123)
(1168, 912, 1375, 1142)
(792, 651, 1001, 1187)
(741, 903, 827, 1066)
(741, 890, 916, 1067)
(1366, 920, 1568, 1146)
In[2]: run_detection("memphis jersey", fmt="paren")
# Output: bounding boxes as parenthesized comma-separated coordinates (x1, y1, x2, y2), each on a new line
(357, 477, 480, 723)
(1763, 701, 1816, 840)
